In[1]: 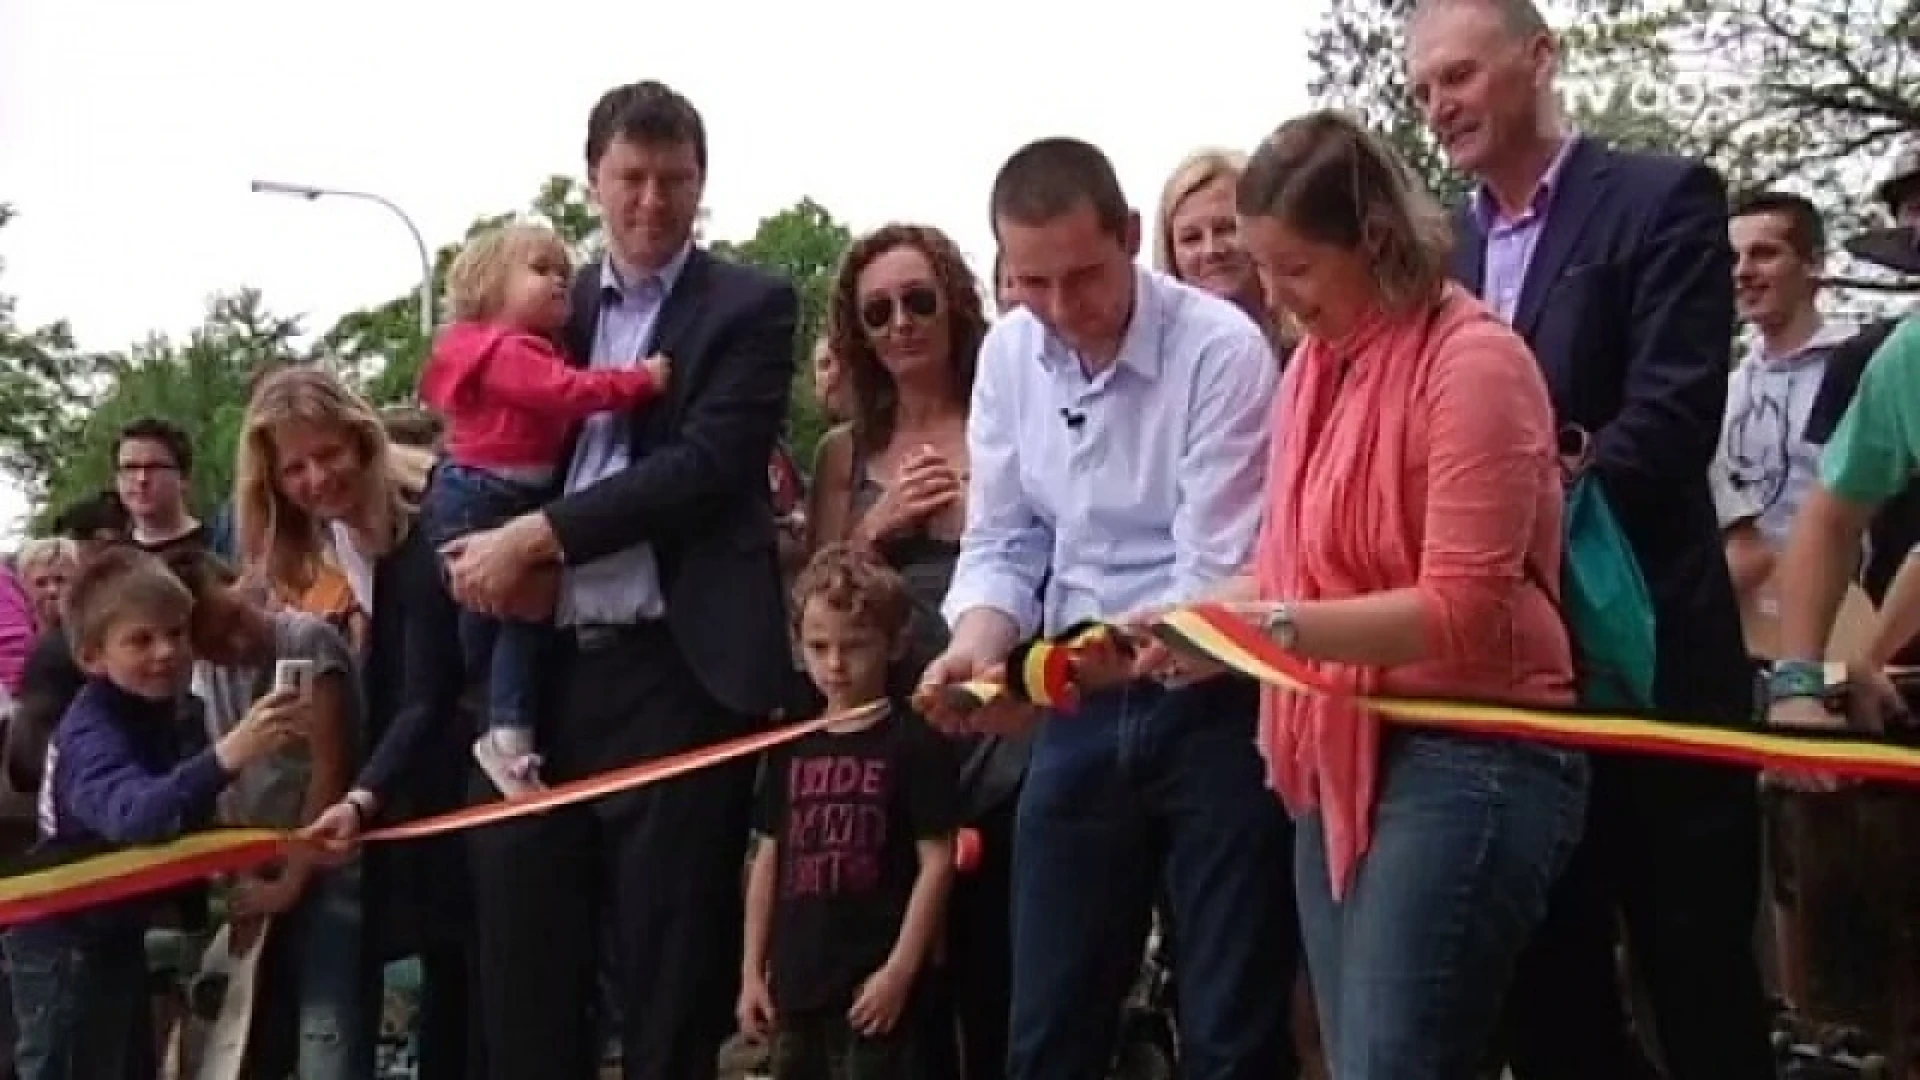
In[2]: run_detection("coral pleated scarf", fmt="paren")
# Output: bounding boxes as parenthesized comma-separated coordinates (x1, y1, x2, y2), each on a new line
(1253, 287, 1473, 898)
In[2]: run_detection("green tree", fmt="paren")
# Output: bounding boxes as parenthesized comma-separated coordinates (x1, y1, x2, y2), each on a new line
(1306, 0, 1473, 203)
(712, 198, 854, 463)
(533, 175, 602, 257)
(323, 248, 451, 407)
(1589, 0, 1918, 313)
(41, 290, 305, 521)
(0, 205, 114, 506)
(1685, 0, 1919, 228)
(325, 176, 601, 406)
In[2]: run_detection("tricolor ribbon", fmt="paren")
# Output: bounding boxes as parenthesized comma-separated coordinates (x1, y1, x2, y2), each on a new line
(1000, 622, 1129, 710)
(0, 830, 288, 931)
(937, 603, 1920, 783)
(0, 703, 874, 928)
(8, 603, 1913, 929)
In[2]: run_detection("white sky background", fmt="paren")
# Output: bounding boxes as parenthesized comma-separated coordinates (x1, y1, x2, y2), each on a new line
(0, 0, 1316, 540)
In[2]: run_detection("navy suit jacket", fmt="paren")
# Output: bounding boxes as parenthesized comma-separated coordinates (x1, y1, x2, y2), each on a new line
(1452, 138, 1752, 723)
(549, 248, 801, 720)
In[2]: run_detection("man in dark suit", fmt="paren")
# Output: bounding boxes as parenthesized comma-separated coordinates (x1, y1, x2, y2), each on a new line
(1406, 2, 1773, 1077)
(442, 80, 799, 1079)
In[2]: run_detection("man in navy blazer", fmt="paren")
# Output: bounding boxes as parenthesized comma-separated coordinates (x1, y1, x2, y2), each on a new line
(441, 81, 800, 1079)
(1408, 1, 1772, 1077)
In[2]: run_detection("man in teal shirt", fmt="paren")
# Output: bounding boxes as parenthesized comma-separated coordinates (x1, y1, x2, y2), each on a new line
(1770, 314, 1920, 728)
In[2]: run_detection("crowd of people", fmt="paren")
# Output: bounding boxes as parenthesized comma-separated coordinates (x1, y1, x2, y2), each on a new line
(1, 0, 1919, 1078)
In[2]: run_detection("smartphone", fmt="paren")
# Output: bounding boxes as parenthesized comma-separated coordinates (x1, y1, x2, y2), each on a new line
(273, 658, 315, 701)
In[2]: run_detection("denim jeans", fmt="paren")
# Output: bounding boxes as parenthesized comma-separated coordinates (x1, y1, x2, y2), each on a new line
(1296, 729, 1589, 1080)
(248, 862, 373, 1079)
(1009, 677, 1296, 1080)
(421, 462, 548, 734)
(4, 928, 151, 1080)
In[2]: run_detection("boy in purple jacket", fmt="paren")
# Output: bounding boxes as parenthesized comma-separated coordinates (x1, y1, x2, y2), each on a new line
(0, 547, 303, 1080)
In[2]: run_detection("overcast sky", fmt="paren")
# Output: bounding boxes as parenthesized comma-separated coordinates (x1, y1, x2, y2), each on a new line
(0, 0, 1315, 538)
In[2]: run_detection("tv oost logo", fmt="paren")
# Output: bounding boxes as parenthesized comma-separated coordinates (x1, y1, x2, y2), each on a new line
(1562, 75, 1750, 119)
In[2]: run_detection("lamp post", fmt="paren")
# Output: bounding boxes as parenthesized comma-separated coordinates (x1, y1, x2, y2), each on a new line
(250, 180, 435, 340)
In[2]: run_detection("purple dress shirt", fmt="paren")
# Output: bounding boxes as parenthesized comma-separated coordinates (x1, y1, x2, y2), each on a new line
(1473, 136, 1580, 322)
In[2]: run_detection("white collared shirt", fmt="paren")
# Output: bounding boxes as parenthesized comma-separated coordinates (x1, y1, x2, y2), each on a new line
(942, 267, 1278, 638)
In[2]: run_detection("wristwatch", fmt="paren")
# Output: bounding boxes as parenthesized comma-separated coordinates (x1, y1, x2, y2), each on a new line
(344, 789, 378, 826)
(1261, 602, 1299, 650)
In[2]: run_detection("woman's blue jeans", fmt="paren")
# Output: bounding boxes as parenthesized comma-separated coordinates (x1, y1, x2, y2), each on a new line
(1296, 729, 1589, 1079)
(246, 861, 372, 1079)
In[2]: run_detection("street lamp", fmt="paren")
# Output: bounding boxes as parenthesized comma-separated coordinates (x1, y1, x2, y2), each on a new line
(250, 180, 435, 341)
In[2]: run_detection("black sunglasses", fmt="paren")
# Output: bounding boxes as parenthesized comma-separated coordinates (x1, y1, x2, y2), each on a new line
(860, 284, 940, 331)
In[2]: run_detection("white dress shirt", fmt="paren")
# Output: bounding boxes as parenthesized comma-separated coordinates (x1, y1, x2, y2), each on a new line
(943, 266, 1278, 639)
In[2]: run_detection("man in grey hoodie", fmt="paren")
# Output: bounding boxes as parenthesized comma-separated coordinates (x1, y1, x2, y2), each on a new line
(1713, 191, 1856, 621)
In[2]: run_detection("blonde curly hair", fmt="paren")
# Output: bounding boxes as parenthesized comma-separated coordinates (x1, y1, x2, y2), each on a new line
(445, 221, 571, 323)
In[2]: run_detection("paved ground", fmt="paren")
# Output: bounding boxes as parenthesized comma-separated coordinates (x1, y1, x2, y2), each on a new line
(718, 1034, 770, 1077)
(587, 1036, 766, 1079)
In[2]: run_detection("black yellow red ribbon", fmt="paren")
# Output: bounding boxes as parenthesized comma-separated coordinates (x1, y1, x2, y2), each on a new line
(1166, 604, 1920, 779)
(1002, 622, 1127, 710)
(942, 603, 1920, 783)
(9, 602, 1916, 928)
(0, 704, 873, 928)
(0, 830, 289, 931)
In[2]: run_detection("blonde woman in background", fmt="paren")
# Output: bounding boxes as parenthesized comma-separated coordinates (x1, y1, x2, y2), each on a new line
(233, 365, 475, 1078)
(13, 538, 77, 633)
(1156, 148, 1300, 360)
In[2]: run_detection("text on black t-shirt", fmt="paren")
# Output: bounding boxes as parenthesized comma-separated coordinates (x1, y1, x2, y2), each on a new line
(752, 705, 957, 1014)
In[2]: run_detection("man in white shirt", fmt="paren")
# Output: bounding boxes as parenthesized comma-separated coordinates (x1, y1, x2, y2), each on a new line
(920, 137, 1297, 1079)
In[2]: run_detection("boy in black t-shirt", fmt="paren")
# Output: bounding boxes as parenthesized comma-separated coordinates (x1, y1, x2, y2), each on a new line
(738, 545, 958, 1079)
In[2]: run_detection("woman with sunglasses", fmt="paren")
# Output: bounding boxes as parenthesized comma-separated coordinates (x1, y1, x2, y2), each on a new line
(808, 224, 981, 600)
(807, 224, 1020, 1080)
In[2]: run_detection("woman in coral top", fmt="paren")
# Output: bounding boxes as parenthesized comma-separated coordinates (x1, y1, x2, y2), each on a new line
(1135, 110, 1589, 1078)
